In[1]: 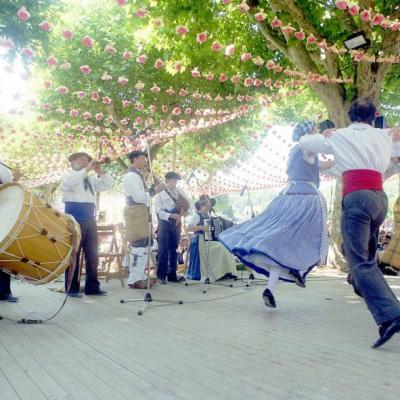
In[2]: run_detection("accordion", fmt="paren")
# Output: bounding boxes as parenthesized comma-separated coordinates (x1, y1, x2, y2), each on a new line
(204, 216, 234, 241)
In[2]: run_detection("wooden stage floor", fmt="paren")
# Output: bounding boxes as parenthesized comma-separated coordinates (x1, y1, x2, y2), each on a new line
(0, 272, 399, 400)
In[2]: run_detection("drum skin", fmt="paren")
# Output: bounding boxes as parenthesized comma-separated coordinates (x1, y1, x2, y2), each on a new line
(0, 183, 81, 284)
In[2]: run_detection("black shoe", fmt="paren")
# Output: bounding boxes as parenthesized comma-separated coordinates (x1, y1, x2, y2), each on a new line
(68, 292, 82, 298)
(373, 318, 400, 348)
(0, 294, 19, 302)
(86, 290, 107, 296)
(167, 276, 181, 283)
(159, 279, 167, 285)
(262, 288, 277, 308)
(289, 271, 306, 288)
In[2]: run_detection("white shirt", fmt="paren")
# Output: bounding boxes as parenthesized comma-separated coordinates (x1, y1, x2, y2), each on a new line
(155, 188, 192, 222)
(299, 123, 394, 175)
(122, 170, 150, 207)
(0, 157, 12, 184)
(189, 213, 202, 227)
(61, 168, 114, 204)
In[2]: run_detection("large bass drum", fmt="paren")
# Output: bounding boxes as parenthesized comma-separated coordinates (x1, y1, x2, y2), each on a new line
(0, 183, 81, 284)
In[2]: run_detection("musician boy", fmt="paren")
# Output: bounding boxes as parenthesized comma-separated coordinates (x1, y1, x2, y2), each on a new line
(0, 158, 21, 302)
(61, 152, 113, 297)
(123, 150, 158, 289)
(155, 172, 191, 284)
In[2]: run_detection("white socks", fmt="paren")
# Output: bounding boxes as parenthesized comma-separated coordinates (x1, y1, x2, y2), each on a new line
(267, 265, 285, 294)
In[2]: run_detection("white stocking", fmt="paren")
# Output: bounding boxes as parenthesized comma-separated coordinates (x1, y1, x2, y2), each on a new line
(267, 266, 285, 294)
(127, 247, 149, 285)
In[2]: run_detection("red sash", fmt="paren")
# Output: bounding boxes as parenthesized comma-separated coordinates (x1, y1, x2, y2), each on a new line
(342, 169, 383, 196)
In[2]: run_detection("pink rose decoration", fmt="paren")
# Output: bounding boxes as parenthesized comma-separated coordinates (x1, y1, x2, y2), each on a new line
(102, 96, 112, 105)
(176, 25, 189, 36)
(151, 84, 161, 93)
(135, 117, 143, 125)
(274, 65, 283, 73)
(80, 65, 91, 74)
(47, 56, 58, 66)
(307, 34, 317, 45)
(244, 77, 254, 87)
(185, 108, 192, 115)
(266, 60, 275, 70)
(371, 14, 385, 26)
(211, 41, 222, 52)
(179, 89, 188, 96)
(21, 47, 34, 57)
(360, 9, 371, 22)
(154, 58, 165, 68)
(107, 116, 114, 124)
(77, 91, 86, 98)
(205, 73, 214, 81)
(70, 110, 79, 117)
(149, 105, 157, 113)
(105, 44, 117, 54)
(172, 107, 181, 115)
(225, 44, 235, 56)
(61, 62, 71, 70)
(135, 81, 145, 90)
(123, 100, 131, 108)
(222, 0, 232, 4)
(136, 8, 149, 18)
(231, 75, 240, 84)
(254, 79, 262, 87)
(196, 31, 208, 43)
(191, 68, 201, 78)
(271, 18, 282, 28)
(136, 54, 148, 64)
(166, 87, 175, 96)
(335, 1, 348, 10)
(81, 36, 94, 48)
(281, 25, 295, 35)
(95, 113, 104, 121)
(118, 76, 129, 85)
(348, 5, 359, 16)
(123, 50, 132, 60)
(17, 7, 30, 21)
(83, 111, 92, 119)
(294, 31, 305, 40)
(39, 21, 52, 31)
(116, 0, 128, 5)
(219, 74, 228, 83)
(153, 18, 163, 27)
(237, 2, 250, 13)
(62, 30, 74, 40)
(254, 11, 267, 22)
(162, 105, 169, 113)
(174, 61, 183, 72)
(57, 86, 69, 94)
(241, 52, 252, 61)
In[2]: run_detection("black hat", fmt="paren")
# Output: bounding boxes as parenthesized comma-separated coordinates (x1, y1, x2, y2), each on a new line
(199, 194, 216, 207)
(128, 150, 148, 161)
(68, 152, 93, 163)
(165, 172, 181, 181)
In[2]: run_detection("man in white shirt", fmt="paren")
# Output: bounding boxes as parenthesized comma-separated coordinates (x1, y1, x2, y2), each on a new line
(299, 98, 400, 348)
(0, 158, 21, 302)
(61, 152, 114, 297)
(122, 150, 156, 289)
(155, 172, 191, 284)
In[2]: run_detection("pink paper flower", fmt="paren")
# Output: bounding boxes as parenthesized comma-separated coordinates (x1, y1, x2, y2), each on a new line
(185, 108, 192, 115)
(191, 68, 201, 78)
(348, 5, 360, 16)
(123, 100, 131, 108)
(17, 7, 30, 21)
(241, 52, 252, 62)
(244, 78, 254, 87)
(174, 61, 183, 72)
(39, 21, 52, 31)
(136, 8, 149, 18)
(151, 84, 161, 93)
(116, 0, 128, 5)
(136, 54, 148, 64)
(91, 91, 100, 101)
(176, 25, 189, 36)
(105, 44, 117, 54)
(271, 18, 282, 28)
(172, 107, 181, 115)
(196, 31, 208, 43)
(222, 0, 232, 4)
(274, 65, 283, 73)
(47, 56, 58, 66)
(149, 105, 157, 113)
(266, 60, 275, 69)
(77, 91, 86, 98)
(371, 14, 385, 26)
(307, 34, 317, 45)
(294, 31, 305, 40)
(211, 41, 222, 52)
(135, 117, 143, 125)
(118, 76, 129, 85)
(80, 65, 91, 74)
(162, 105, 169, 113)
(57, 86, 69, 94)
(21, 47, 34, 57)
(135, 81, 145, 90)
(166, 87, 175, 96)
(95, 113, 104, 121)
(135, 103, 144, 111)
(360, 9, 371, 22)
(123, 50, 132, 60)
(225, 44, 235, 56)
(154, 58, 165, 69)
(219, 74, 228, 83)
(81, 36, 94, 48)
(102, 96, 112, 105)
(254, 79, 262, 87)
(153, 17, 163, 27)
(61, 62, 71, 70)
(231, 75, 240, 84)
(335, 1, 348, 10)
(70, 110, 79, 117)
(62, 30, 74, 40)
(205, 72, 214, 81)
(179, 88, 188, 96)
(281, 25, 296, 35)
(254, 11, 267, 22)
(252, 56, 264, 66)
(237, 2, 250, 13)
(83, 111, 92, 119)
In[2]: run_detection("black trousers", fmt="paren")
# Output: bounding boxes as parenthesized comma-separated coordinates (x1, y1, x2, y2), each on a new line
(157, 219, 179, 280)
(0, 270, 11, 298)
(65, 219, 100, 295)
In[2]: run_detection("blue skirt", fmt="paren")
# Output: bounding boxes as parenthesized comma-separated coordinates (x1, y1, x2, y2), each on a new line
(219, 182, 328, 282)
(186, 236, 201, 280)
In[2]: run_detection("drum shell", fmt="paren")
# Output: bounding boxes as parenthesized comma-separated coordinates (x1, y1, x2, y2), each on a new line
(0, 183, 80, 284)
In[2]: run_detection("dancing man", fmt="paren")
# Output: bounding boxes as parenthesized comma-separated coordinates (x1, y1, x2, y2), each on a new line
(61, 152, 113, 297)
(0, 158, 21, 302)
(123, 150, 158, 289)
(299, 98, 400, 348)
(155, 172, 191, 284)
(219, 121, 333, 308)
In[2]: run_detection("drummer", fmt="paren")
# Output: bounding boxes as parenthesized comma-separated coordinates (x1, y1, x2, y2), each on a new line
(61, 152, 114, 297)
(0, 157, 21, 302)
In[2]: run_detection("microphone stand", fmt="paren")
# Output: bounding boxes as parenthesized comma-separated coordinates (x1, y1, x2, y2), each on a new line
(120, 139, 184, 315)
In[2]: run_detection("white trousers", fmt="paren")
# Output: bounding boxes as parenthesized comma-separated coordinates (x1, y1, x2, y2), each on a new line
(127, 247, 149, 285)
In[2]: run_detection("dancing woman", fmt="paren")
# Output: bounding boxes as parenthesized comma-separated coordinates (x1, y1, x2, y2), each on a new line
(219, 121, 333, 308)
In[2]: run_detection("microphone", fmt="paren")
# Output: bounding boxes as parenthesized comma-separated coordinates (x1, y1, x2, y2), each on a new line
(240, 185, 247, 196)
